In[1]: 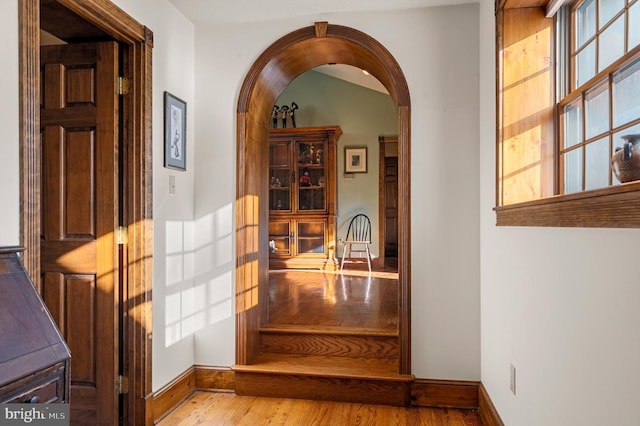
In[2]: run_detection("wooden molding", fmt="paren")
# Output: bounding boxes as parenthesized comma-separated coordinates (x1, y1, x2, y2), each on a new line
(161, 367, 481, 409)
(236, 22, 412, 376)
(495, 181, 640, 227)
(153, 368, 196, 423)
(195, 365, 236, 391)
(479, 383, 505, 426)
(154, 367, 504, 423)
(411, 379, 479, 409)
(19, 0, 41, 290)
(378, 136, 398, 269)
(314, 21, 328, 38)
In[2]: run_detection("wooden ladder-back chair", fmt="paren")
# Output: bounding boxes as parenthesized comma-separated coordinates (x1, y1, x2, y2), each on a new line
(340, 214, 372, 272)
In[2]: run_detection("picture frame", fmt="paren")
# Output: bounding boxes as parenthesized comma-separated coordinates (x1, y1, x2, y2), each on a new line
(164, 91, 187, 171)
(344, 146, 368, 173)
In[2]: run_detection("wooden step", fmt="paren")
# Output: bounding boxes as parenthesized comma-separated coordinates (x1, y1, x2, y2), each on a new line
(260, 324, 399, 359)
(232, 353, 414, 406)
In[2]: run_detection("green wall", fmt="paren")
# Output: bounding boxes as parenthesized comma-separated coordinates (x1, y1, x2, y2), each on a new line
(276, 69, 397, 259)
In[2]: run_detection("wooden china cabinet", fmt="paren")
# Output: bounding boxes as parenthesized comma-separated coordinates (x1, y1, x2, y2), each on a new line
(269, 126, 342, 269)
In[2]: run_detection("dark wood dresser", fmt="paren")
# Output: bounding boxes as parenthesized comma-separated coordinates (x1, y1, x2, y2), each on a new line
(0, 246, 70, 403)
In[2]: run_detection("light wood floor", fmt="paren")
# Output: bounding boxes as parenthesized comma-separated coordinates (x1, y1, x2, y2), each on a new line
(157, 391, 481, 425)
(157, 266, 480, 425)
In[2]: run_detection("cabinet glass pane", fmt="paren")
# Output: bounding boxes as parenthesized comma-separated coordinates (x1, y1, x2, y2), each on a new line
(270, 144, 290, 166)
(297, 142, 325, 165)
(297, 141, 326, 211)
(298, 221, 324, 238)
(298, 187, 325, 211)
(269, 221, 291, 256)
(297, 222, 325, 254)
(270, 188, 291, 211)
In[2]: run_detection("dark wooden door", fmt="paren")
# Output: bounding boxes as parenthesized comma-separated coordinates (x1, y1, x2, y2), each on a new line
(384, 156, 398, 257)
(40, 42, 120, 425)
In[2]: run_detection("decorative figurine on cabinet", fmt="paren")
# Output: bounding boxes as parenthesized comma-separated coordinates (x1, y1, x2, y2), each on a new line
(299, 170, 312, 186)
(290, 102, 299, 128)
(271, 105, 280, 128)
(280, 105, 290, 128)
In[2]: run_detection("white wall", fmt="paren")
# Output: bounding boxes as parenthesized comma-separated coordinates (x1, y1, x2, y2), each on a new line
(110, 0, 197, 391)
(277, 70, 398, 259)
(0, 1, 20, 245)
(3, 0, 480, 393)
(479, 1, 640, 425)
(192, 4, 481, 380)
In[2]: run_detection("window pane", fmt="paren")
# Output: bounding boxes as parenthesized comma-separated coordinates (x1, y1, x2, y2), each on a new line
(613, 58, 640, 127)
(576, 41, 596, 87)
(585, 80, 609, 139)
(564, 148, 583, 194)
(630, 2, 640, 51)
(576, 0, 596, 48)
(599, 0, 624, 28)
(564, 98, 583, 149)
(585, 137, 610, 190)
(598, 16, 625, 71)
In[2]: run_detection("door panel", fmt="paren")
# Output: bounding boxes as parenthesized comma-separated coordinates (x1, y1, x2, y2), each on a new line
(384, 157, 398, 257)
(40, 42, 119, 425)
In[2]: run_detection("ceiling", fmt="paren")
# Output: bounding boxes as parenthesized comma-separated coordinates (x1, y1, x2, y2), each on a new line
(167, 0, 478, 25)
(167, 0, 477, 93)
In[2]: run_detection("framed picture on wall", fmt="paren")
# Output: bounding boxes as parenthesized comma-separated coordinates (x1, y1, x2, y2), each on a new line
(164, 91, 187, 171)
(345, 146, 367, 173)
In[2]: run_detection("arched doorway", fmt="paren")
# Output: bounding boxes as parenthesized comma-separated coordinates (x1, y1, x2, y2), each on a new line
(235, 22, 411, 374)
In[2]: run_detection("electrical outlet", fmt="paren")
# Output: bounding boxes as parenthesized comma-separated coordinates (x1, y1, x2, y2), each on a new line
(510, 364, 516, 395)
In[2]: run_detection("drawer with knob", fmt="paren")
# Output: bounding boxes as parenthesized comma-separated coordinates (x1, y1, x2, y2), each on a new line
(0, 362, 67, 404)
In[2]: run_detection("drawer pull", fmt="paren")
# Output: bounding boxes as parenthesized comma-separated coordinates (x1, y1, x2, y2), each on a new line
(25, 396, 39, 403)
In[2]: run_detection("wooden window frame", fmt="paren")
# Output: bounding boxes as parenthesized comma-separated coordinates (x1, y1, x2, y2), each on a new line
(495, 0, 640, 228)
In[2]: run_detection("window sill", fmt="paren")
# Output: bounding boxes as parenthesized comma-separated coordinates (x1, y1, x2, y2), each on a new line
(495, 181, 640, 228)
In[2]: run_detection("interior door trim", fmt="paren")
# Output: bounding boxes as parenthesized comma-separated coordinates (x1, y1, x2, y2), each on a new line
(378, 136, 398, 268)
(19, 1, 154, 424)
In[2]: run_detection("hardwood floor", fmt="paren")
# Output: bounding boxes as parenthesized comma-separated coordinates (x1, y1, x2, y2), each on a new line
(268, 269, 398, 330)
(157, 267, 481, 424)
(157, 391, 481, 425)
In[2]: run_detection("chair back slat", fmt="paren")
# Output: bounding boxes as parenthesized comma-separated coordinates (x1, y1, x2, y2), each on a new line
(345, 214, 371, 242)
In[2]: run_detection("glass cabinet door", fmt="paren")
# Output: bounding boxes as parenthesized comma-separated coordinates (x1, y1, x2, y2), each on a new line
(269, 142, 292, 211)
(296, 141, 326, 211)
(296, 220, 326, 255)
(269, 220, 292, 255)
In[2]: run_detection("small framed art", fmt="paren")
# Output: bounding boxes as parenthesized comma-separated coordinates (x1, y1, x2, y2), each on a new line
(345, 146, 367, 173)
(164, 91, 187, 171)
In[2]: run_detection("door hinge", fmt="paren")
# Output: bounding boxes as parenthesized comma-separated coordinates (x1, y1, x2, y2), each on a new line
(118, 77, 130, 95)
(116, 226, 128, 245)
(115, 375, 129, 395)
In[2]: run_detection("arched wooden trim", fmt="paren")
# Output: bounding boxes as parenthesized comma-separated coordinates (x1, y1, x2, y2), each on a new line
(236, 23, 412, 374)
(19, 1, 153, 424)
